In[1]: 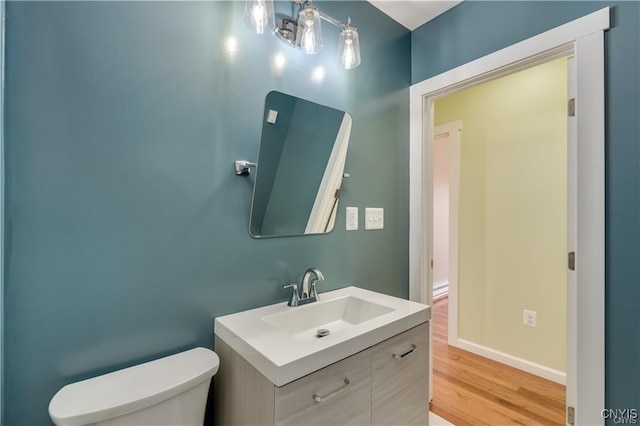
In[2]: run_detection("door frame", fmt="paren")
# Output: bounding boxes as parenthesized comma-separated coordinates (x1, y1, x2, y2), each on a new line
(432, 122, 461, 346)
(428, 122, 461, 402)
(305, 114, 352, 234)
(409, 7, 609, 425)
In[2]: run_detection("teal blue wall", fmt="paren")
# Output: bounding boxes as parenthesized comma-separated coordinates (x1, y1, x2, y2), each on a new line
(3, 1, 410, 424)
(412, 0, 640, 413)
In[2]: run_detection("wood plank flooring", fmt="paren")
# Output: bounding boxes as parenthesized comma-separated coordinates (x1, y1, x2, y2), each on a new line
(429, 296, 566, 425)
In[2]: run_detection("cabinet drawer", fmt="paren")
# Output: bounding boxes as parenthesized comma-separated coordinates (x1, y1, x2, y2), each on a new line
(275, 349, 372, 425)
(371, 322, 429, 426)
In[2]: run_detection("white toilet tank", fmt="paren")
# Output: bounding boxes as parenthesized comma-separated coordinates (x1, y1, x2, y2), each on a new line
(49, 347, 219, 426)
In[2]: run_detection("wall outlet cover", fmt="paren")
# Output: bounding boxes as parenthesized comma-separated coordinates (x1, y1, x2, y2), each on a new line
(523, 309, 537, 328)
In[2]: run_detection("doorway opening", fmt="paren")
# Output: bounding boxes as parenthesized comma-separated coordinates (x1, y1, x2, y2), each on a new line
(429, 57, 569, 424)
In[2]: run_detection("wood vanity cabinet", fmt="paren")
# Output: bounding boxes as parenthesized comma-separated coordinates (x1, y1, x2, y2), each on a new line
(371, 322, 430, 425)
(214, 321, 429, 426)
(275, 349, 372, 425)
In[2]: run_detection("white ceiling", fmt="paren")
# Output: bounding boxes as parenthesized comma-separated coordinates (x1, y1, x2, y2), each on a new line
(367, 0, 462, 31)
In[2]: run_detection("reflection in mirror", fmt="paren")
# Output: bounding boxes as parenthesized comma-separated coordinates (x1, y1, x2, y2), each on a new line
(249, 91, 352, 238)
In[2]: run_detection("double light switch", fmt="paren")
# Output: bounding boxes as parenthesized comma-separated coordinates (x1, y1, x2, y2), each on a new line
(346, 207, 384, 231)
(365, 208, 384, 230)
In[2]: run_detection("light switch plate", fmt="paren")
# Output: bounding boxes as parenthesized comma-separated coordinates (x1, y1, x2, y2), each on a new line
(346, 207, 358, 231)
(365, 208, 384, 230)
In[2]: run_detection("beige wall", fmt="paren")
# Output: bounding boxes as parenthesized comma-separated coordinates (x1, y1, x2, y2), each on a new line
(435, 57, 567, 372)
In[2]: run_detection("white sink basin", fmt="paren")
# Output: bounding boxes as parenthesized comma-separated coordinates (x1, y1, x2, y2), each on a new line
(214, 286, 430, 386)
(261, 295, 395, 342)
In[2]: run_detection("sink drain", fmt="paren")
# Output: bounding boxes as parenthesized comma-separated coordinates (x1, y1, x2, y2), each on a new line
(316, 329, 330, 338)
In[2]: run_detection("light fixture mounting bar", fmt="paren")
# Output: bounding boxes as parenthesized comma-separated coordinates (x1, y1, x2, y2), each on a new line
(318, 11, 348, 28)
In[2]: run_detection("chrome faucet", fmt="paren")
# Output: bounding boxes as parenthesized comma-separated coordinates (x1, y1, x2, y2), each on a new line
(302, 268, 324, 299)
(282, 268, 325, 307)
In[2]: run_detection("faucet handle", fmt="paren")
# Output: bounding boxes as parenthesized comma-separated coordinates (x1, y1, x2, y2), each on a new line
(282, 283, 300, 307)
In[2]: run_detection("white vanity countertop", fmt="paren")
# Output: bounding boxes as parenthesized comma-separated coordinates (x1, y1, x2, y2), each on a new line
(214, 286, 431, 387)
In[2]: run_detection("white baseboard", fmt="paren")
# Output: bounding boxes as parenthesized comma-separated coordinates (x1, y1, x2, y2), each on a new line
(454, 338, 566, 385)
(433, 283, 449, 300)
(434, 280, 449, 290)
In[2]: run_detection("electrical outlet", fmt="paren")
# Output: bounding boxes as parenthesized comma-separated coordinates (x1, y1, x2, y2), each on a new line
(523, 310, 537, 328)
(346, 207, 358, 231)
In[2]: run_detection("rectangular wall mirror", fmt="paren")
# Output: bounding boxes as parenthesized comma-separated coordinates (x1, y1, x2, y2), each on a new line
(249, 91, 352, 238)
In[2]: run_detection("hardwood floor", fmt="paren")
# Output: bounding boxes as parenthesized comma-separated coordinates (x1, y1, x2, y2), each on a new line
(429, 296, 566, 425)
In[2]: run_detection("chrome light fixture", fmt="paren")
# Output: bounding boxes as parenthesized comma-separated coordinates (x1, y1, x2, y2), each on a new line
(244, 0, 276, 35)
(245, 0, 361, 70)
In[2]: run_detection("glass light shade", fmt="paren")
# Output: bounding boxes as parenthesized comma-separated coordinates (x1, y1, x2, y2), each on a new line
(296, 6, 322, 54)
(338, 26, 361, 69)
(244, 0, 275, 35)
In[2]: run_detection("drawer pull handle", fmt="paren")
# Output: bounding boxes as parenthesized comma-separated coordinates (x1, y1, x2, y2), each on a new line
(312, 378, 350, 403)
(392, 344, 417, 360)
